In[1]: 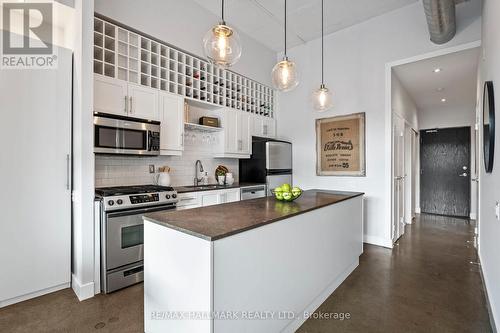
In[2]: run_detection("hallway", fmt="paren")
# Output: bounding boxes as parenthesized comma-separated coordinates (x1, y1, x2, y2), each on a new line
(298, 214, 492, 332)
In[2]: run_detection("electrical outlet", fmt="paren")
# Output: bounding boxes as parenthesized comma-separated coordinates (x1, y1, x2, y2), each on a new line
(495, 202, 500, 221)
(149, 165, 155, 174)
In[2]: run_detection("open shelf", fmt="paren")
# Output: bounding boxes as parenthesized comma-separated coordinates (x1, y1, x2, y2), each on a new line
(184, 122, 223, 132)
(93, 16, 275, 118)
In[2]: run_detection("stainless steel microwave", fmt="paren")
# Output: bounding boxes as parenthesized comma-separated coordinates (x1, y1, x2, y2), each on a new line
(94, 113, 160, 156)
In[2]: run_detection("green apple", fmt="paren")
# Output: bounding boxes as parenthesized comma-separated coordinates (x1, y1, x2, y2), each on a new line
(282, 192, 293, 201)
(274, 186, 283, 193)
(275, 192, 284, 200)
(292, 187, 302, 198)
(281, 183, 291, 192)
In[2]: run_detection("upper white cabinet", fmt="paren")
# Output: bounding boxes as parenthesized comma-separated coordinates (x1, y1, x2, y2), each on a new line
(94, 74, 159, 121)
(252, 115, 276, 138)
(238, 112, 251, 154)
(159, 92, 184, 155)
(217, 109, 251, 158)
(128, 82, 159, 120)
(94, 74, 128, 116)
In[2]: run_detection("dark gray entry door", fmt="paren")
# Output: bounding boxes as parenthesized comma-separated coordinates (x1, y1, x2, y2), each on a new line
(420, 127, 471, 217)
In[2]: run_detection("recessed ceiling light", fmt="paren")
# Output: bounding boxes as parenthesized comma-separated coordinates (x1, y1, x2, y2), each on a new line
(441, 98, 447, 102)
(436, 87, 445, 92)
(433, 68, 442, 73)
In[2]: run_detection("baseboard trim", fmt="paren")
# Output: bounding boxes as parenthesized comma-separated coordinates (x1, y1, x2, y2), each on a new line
(0, 282, 69, 308)
(364, 235, 393, 248)
(71, 274, 95, 301)
(478, 253, 498, 333)
(282, 258, 359, 333)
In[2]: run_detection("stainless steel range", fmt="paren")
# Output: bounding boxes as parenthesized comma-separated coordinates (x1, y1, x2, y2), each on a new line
(96, 185, 178, 293)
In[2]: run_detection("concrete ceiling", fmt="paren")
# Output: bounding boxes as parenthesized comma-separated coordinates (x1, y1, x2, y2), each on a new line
(193, 0, 418, 51)
(393, 47, 480, 113)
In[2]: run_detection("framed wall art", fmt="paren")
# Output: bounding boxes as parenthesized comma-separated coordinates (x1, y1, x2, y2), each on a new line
(316, 112, 366, 176)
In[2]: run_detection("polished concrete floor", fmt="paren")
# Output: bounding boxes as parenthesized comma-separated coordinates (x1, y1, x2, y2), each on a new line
(0, 214, 492, 332)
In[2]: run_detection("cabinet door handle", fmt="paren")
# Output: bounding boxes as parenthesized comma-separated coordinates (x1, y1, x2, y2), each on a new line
(263, 125, 268, 135)
(129, 96, 133, 114)
(124, 96, 128, 113)
(66, 154, 70, 190)
(181, 133, 184, 147)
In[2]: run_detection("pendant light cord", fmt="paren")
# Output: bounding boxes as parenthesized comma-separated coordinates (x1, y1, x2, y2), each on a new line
(284, 0, 287, 58)
(221, 0, 225, 24)
(321, 0, 324, 85)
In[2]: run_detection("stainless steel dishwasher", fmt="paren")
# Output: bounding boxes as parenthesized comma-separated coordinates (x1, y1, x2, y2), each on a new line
(240, 185, 267, 200)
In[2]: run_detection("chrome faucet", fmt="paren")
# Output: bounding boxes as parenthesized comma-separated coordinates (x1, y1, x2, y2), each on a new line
(194, 160, 204, 186)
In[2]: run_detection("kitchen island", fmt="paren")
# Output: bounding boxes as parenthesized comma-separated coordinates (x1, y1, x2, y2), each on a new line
(143, 190, 364, 333)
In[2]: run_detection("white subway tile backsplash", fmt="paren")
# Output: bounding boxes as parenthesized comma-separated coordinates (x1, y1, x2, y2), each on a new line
(95, 144, 239, 188)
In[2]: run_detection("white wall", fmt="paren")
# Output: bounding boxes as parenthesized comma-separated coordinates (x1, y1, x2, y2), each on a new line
(392, 72, 419, 130)
(277, 1, 481, 247)
(94, 0, 276, 86)
(71, 0, 95, 300)
(419, 105, 475, 129)
(478, 0, 500, 329)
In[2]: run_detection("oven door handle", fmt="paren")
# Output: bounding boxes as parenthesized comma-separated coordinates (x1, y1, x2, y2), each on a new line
(106, 204, 176, 218)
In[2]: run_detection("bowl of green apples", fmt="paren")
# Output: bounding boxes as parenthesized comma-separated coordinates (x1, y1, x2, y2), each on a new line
(271, 184, 303, 202)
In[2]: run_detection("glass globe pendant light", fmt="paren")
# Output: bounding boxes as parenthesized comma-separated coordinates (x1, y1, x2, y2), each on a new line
(272, 0, 299, 91)
(203, 0, 242, 68)
(312, 0, 333, 111)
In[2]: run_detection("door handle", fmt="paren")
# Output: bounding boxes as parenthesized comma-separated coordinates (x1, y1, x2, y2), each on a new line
(66, 154, 70, 190)
(124, 96, 128, 113)
(459, 173, 468, 177)
(129, 96, 133, 114)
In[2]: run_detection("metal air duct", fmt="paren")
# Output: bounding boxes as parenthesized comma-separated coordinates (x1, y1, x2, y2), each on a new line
(422, 0, 456, 44)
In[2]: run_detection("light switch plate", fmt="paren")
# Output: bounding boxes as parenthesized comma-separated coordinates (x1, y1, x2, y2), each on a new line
(149, 165, 155, 174)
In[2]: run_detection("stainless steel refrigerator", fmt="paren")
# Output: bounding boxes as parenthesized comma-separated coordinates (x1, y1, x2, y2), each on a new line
(239, 138, 292, 196)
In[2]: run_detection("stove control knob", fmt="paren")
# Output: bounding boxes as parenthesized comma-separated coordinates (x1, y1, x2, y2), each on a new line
(117, 199, 123, 205)
(165, 194, 171, 199)
(172, 194, 177, 199)
(108, 200, 114, 206)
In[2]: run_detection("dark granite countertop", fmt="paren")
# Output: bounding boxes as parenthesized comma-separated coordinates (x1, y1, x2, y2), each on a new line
(175, 182, 266, 194)
(144, 190, 364, 241)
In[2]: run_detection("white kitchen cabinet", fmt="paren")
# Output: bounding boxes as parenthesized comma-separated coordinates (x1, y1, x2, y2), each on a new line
(94, 74, 128, 116)
(238, 112, 251, 154)
(223, 188, 241, 203)
(93, 74, 159, 121)
(201, 192, 222, 207)
(217, 109, 251, 158)
(176, 193, 201, 210)
(128, 82, 159, 120)
(159, 92, 184, 155)
(194, 189, 242, 208)
(251, 115, 276, 138)
(224, 110, 239, 154)
(263, 117, 276, 138)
